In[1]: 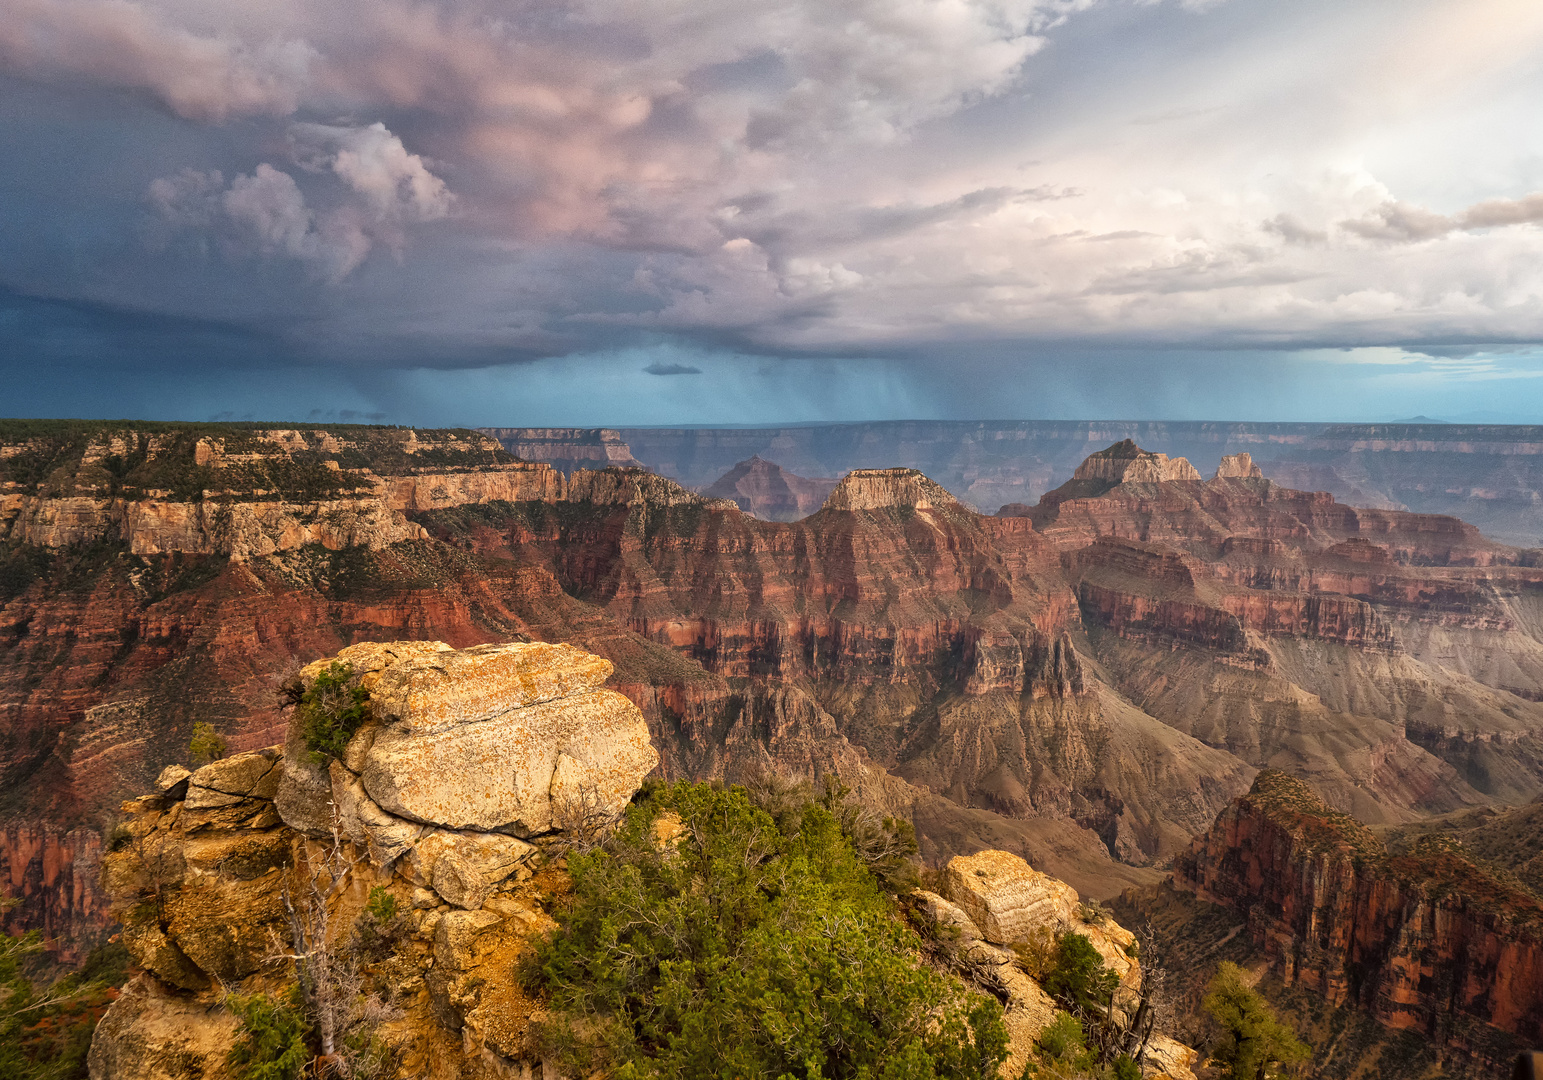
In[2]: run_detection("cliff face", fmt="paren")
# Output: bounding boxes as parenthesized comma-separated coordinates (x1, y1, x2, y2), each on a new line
(0, 423, 562, 557)
(1017, 446, 1543, 820)
(1173, 771, 1543, 1058)
(89, 641, 655, 1080)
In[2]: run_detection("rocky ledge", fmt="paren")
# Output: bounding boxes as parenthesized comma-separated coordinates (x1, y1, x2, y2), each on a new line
(916, 849, 1197, 1080)
(89, 639, 657, 1080)
(1173, 770, 1543, 1061)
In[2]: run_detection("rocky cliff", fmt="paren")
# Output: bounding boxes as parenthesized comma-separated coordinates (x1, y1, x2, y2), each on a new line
(0, 422, 562, 558)
(89, 640, 656, 1080)
(1173, 770, 1543, 1062)
(88, 641, 1200, 1080)
(1016, 443, 1543, 822)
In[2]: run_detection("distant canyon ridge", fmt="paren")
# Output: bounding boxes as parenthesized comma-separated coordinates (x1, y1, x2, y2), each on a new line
(485, 421, 1543, 545)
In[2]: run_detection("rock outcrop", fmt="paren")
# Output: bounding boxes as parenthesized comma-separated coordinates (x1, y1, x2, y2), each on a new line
(1213, 452, 1263, 480)
(1072, 440, 1203, 486)
(1173, 770, 1543, 1060)
(820, 467, 966, 512)
(90, 639, 654, 1079)
(915, 849, 1197, 1080)
(277, 640, 658, 857)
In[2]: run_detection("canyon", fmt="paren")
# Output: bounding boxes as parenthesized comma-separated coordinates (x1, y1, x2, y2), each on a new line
(87, 639, 1200, 1080)
(4, 415, 1543, 1074)
(486, 420, 1543, 545)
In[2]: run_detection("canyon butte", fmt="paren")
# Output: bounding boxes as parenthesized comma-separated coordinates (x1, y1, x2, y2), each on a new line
(2, 420, 1542, 1074)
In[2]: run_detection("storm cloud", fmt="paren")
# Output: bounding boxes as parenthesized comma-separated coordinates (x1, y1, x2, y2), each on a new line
(4, 0, 1543, 422)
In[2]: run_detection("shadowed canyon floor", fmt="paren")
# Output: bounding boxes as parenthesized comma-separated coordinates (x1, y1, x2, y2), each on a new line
(4, 420, 1543, 993)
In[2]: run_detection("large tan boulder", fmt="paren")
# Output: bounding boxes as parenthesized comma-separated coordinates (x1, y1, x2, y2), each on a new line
(406, 829, 537, 910)
(1144, 1034, 1200, 1080)
(184, 748, 282, 809)
(87, 974, 240, 1080)
(367, 641, 615, 734)
(946, 849, 1137, 982)
(362, 685, 656, 837)
(280, 640, 656, 841)
(276, 638, 655, 910)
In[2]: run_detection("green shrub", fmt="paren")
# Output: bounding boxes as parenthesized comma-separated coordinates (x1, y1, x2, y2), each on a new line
(227, 987, 311, 1080)
(1043, 933, 1118, 1018)
(188, 721, 227, 766)
(1110, 1055, 1141, 1080)
(1203, 962, 1309, 1080)
(365, 886, 396, 923)
(298, 662, 370, 763)
(527, 780, 1008, 1079)
(354, 886, 406, 962)
(1036, 1012, 1087, 1061)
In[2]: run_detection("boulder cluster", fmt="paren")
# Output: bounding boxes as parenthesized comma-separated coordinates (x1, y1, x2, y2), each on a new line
(917, 850, 1197, 1080)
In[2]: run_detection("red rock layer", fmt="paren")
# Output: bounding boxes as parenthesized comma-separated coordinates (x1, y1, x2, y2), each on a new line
(1025, 474, 1511, 567)
(1174, 770, 1543, 1056)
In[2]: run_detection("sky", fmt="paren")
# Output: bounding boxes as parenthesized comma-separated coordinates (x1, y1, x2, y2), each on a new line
(5, 0, 1543, 426)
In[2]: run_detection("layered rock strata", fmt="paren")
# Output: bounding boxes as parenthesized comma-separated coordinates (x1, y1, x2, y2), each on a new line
(90, 640, 654, 1079)
(1173, 770, 1543, 1058)
(9, 426, 1543, 966)
(1072, 440, 1203, 486)
(276, 640, 658, 867)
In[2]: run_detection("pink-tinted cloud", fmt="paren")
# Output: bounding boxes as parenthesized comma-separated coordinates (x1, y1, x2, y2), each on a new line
(0, 0, 313, 120)
(147, 121, 452, 279)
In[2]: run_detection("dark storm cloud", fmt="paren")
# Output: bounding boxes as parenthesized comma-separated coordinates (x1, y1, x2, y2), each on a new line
(4, 0, 1543, 423)
(642, 362, 703, 376)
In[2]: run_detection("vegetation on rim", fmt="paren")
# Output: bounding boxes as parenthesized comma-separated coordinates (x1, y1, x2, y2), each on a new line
(525, 778, 1007, 1079)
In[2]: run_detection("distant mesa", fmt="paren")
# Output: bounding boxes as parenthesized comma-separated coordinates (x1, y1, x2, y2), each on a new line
(1213, 451, 1263, 480)
(702, 456, 836, 522)
(481, 427, 642, 476)
(1072, 439, 1203, 484)
(820, 467, 965, 513)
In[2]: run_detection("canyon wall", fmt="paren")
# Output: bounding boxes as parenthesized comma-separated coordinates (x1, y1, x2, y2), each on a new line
(1173, 770, 1543, 1061)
